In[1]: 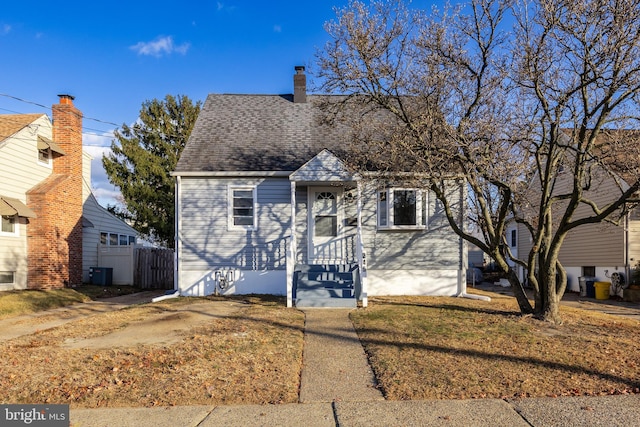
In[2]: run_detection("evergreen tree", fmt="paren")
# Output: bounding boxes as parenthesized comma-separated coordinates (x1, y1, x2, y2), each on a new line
(103, 95, 201, 247)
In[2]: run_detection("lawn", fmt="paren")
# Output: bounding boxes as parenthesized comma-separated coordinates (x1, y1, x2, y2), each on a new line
(0, 295, 304, 408)
(0, 289, 638, 408)
(0, 285, 142, 319)
(351, 292, 640, 400)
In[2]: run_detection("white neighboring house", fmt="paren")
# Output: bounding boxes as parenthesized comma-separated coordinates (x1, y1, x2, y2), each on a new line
(0, 97, 140, 291)
(0, 113, 54, 290)
(81, 150, 138, 285)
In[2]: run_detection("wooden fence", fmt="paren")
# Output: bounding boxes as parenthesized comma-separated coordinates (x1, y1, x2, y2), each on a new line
(135, 248, 174, 289)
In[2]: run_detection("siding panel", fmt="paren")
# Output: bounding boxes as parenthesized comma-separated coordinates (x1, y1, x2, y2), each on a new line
(179, 177, 291, 271)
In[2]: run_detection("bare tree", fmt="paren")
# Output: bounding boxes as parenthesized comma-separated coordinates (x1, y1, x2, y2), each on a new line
(317, 0, 640, 322)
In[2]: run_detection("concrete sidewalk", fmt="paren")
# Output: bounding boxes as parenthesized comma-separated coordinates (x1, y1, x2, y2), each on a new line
(70, 395, 640, 427)
(69, 307, 640, 427)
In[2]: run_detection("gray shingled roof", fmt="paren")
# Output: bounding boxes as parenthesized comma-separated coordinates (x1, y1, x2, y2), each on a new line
(175, 94, 348, 173)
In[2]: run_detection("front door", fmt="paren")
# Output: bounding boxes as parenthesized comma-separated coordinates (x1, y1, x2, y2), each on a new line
(308, 187, 344, 263)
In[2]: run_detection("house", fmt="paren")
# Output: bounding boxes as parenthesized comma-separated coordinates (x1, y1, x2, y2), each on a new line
(173, 67, 468, 307)
(81, 149, 139, 285)
(515, 130, 640, 296)
(0, 95, 138, 291)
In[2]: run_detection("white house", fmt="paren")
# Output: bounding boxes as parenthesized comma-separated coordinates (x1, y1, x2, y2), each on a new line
(173, 67, 468, 307)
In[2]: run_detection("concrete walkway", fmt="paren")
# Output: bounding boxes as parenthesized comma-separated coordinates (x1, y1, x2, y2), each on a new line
(298, 309, 384, 403)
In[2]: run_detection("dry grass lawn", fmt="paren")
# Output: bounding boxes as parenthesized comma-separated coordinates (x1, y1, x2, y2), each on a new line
(1, 289, 639, 408)
(351, 292, 640, 400)
(0, 296, 304, 408)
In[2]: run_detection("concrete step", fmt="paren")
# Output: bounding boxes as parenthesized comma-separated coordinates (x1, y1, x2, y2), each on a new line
(295, 297, 357, 308)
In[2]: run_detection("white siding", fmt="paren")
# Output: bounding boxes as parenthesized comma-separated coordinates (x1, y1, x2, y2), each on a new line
(178, 176, 292, 295)
(0, 115, 53, 289)
(81, 188, 138, 283)
(178, 176, 465, 297)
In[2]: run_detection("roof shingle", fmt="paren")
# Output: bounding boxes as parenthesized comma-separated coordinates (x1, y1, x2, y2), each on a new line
(175, 94, 348, 173)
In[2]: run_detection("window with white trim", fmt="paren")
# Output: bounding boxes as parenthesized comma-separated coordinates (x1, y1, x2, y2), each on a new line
(378, 188, 428, 229)
(229, 186, 257, 230)
(38, 148, 52, 166)
(0, 271, 15, 284)
(1, 215, 17, 235)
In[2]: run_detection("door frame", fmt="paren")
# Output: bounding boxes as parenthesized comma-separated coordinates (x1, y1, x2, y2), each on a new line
(307, 186, 344, 264)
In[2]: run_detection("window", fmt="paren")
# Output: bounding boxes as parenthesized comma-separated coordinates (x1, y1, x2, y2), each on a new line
(378, 188, 427, 229)
(510, 230, 517, 247)
(0, 271, 14, 284)
(229, 187, 256, 229)
(100, 232, 136, 245)
(582, 266, 596, 277)
(1, 215, 17, 235)
(38, 148, 52, 165)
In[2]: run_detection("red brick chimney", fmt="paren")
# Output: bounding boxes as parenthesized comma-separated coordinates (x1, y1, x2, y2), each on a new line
(27, 95, 84, 288)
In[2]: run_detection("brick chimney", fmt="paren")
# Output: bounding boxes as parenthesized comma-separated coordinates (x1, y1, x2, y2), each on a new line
(27, 95, 84, 288)
(293, 66, 306, 103)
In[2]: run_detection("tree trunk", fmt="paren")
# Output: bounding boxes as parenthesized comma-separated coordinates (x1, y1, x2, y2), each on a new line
(507, 268, 534, 314)
(534, 265, 563, 324)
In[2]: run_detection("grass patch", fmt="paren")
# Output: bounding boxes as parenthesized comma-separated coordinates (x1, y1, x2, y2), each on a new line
(0, 297, 304, 408)
(73, 285, 142, 300)
(0, 289, 90, 319)
(351, 294, 640, 400)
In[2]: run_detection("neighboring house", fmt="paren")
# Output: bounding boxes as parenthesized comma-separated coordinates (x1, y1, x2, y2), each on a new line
(515, 131, 638, 294)
(0, 96, 138, 291)
(81, 150, 138, 285)
(173, 67, 468, 307)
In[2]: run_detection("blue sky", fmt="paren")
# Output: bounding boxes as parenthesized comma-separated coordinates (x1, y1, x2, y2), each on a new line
(0, 0, 358, 206)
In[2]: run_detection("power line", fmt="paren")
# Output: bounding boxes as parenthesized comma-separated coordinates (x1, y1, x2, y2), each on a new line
(0, 93, 121, 128)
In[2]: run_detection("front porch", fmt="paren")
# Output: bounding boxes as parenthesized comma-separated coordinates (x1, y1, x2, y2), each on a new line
(285, 149, 367, 308)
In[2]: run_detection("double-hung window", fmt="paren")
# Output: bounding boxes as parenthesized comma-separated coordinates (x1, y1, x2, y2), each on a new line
(378, 188, 428, 230)
(1, 215, 17, 235)
(229, 186, 257, 230)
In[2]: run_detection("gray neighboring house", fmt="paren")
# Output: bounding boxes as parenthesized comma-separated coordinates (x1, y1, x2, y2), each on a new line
(173, 67, 468, 307)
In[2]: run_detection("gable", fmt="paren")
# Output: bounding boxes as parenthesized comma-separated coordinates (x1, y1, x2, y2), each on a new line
(290, 149, 356, 183)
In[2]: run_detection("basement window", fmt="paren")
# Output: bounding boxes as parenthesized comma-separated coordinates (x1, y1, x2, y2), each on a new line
(0, 271, 15, 284)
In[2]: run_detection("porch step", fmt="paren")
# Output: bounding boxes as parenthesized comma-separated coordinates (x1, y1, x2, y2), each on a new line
(295, 296, 357, 308)
(294, 263, 358, 308)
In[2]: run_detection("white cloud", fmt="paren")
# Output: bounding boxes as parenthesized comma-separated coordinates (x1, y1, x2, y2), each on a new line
(130, 36, 190, 57)
(1, 24, 11, 35)
(217, 2, 224, 11)
(273, 25, 282, 33)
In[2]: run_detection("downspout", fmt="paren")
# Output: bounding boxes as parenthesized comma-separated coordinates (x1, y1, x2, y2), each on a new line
(154, 175, 182, 303)
(455, 179, 491, 302)
(625, 210, 630, 287)
(174, 175, 181, 294)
